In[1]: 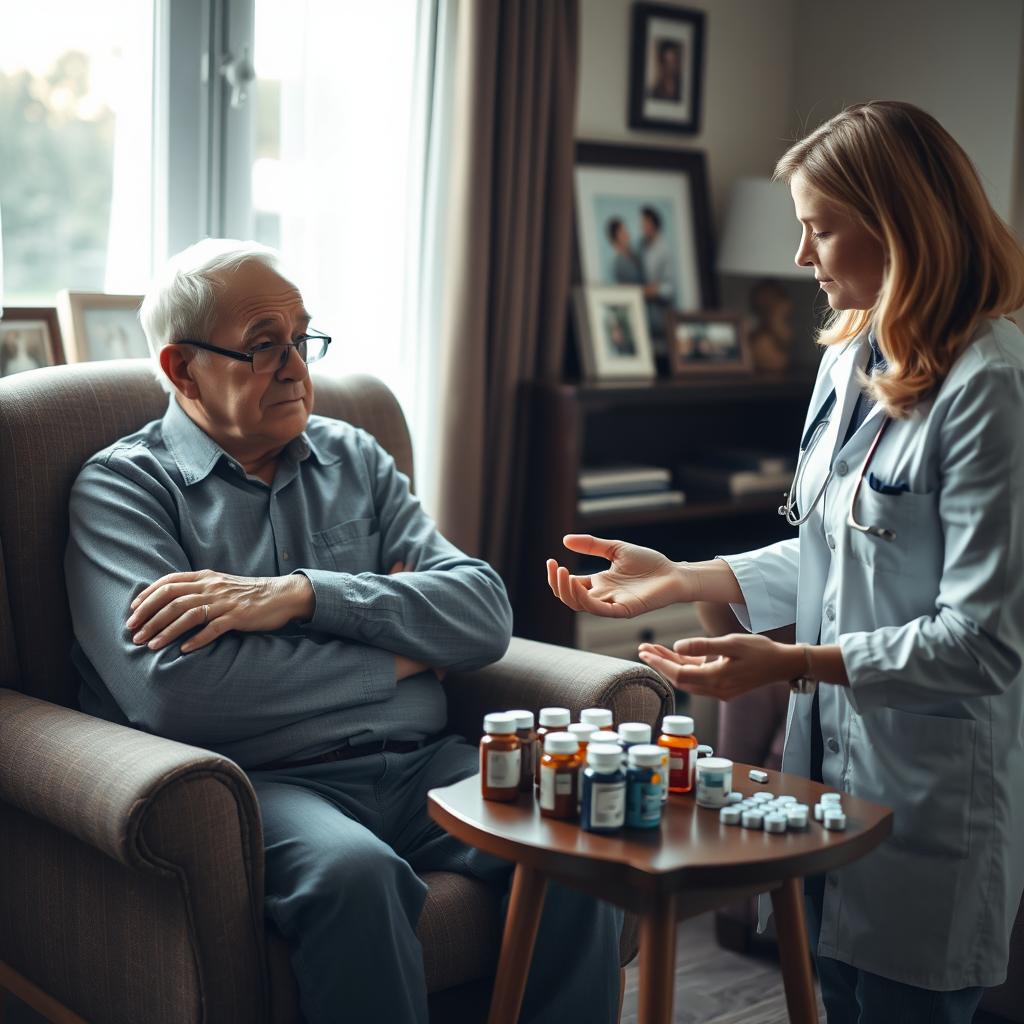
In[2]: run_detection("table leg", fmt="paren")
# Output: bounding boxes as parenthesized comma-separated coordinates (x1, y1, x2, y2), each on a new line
(771, 877, 818, 1024)
(486, 863, 548, 1024)
(637, 893, 677, 1024)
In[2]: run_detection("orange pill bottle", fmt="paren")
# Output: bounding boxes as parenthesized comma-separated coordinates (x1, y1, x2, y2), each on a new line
(657, 714, 698, 794)
(480, 713, 522, 802)
(539, 733, 581, 820)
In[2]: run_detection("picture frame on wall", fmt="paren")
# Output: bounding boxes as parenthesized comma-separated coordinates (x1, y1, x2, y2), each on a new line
(667, 310, 753, 376)
(573, 141, 717, 359)
(57, 291, 148, 363)
(572, 284, 656, 381)
(0, 307, 65, 378)
(629, 3, 705, 135)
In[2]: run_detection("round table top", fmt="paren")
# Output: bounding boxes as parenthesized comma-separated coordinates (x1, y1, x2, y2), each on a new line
(428, 763, 892, 900)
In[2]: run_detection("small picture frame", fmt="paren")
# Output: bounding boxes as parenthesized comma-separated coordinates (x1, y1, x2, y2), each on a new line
(57, 291, 148, 363)
(0, 307, 66, 378)
(667, 311, 753, 376)
(629, 3, 705, 135)
(573, 285, 656, 381)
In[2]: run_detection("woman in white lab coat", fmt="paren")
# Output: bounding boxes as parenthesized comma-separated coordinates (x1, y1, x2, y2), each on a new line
(547, 101, 1024, 1022)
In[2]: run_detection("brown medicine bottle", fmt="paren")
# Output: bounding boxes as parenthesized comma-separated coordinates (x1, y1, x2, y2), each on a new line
(657, 715, 698, 794)
(507, 709, 537, 792)
(568, 722, 598, 807)
(480, 713, 522, 802)
(534, 707, 571, 789)
(539, 733, 581, 820)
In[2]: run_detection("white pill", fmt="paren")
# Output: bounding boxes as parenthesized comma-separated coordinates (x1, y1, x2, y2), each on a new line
(764, 813, 787, 833)
(741, 809, 764, 830)
(824, 809, 847, 831)
(821, 792, 843, 805)
(786, 807, 810, 829)
(720, 806, 742, 825)
(752, 792, 774, 804)
(748, 768, 769, 783)
(726, 791, 744, 805)
(777, 796, 798, 806)
(814, 803, 825, 821)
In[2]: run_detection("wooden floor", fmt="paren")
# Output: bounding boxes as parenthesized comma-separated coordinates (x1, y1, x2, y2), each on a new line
(3, 913, 1011, 1023)
(620, 912, 826, 1024)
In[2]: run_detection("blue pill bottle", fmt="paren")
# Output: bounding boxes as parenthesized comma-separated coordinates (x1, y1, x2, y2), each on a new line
(580, 743, 627, 834)
(625, 745, 664, 829)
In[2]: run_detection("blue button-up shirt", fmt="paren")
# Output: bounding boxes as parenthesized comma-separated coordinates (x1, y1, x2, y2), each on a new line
(64, 397, 513, 768)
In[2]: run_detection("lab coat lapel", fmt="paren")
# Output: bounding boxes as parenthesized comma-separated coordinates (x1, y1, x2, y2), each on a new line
(827, 332, 868, 463)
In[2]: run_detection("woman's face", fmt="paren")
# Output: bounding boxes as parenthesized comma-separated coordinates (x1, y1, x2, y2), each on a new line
(790, 170, 885, 311)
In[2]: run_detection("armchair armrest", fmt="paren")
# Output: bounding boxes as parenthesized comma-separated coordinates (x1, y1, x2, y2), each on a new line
(0, 688, 268, 1024)
(442, 636, 675, 741)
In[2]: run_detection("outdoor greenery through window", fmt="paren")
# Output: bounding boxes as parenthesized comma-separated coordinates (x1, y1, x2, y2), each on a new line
(0, 1, 155, 304)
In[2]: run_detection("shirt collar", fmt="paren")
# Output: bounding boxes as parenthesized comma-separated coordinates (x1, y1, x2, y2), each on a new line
(161, 397, 329, 486)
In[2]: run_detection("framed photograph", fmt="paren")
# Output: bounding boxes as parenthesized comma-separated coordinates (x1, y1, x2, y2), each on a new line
(667, 311, 753, 376)
(574, 142, 716, 358)
(629, 3, 705, 135)
(573, 285, 656, 381)
(57, 291, 148, 362)
(0, 307, 65, 378)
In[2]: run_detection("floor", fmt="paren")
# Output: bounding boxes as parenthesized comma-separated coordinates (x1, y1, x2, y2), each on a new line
(619, 912, 826, 1024)
(3, 914, 1013, 1023)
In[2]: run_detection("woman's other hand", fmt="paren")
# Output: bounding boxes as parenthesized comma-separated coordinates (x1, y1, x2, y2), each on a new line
(638, 634, 802, 700)
(545, 534, 693, 618)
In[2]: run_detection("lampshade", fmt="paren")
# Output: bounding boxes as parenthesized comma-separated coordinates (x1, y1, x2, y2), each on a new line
(716, 178, 805, 278)
(0, 202, 4, 317)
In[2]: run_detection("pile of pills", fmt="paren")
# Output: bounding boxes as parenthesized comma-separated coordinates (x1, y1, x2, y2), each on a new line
(719, 779, 847, 833)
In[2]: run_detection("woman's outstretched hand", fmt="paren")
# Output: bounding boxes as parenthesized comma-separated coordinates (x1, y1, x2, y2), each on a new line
(638, 634, 803, 700)
(545, 534, 693, 618)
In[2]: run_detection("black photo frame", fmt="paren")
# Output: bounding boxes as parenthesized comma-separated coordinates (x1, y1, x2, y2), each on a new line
(629, 3, 705, 135)
(573, 141, 718, 364)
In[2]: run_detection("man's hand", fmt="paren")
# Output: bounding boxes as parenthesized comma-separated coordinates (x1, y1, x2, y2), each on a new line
(637, 634, 804, 701)
(126, 570, 315, 653)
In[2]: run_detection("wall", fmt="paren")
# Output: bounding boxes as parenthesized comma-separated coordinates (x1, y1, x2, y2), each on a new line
(577, 0, 800, 233)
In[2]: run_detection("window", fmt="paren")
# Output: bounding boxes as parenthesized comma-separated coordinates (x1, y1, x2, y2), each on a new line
(0, 1, 156, 303)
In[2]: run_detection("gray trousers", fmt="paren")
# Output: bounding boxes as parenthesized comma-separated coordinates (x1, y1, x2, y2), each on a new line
(250, 735, 624, 1024)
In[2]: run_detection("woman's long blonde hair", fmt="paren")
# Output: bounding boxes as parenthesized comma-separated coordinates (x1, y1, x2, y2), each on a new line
(774, 101, 1024, 418)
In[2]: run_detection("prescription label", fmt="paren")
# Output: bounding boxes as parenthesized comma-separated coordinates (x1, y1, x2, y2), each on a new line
(486, 749, 520, 789)
(589, 783, 626, 828)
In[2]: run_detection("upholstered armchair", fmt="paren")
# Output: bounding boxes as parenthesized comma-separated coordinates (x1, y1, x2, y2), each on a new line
(0, 362, 673, 1024)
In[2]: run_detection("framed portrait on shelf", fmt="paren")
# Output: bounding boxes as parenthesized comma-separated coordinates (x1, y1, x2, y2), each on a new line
(629, 3, 705, 135)
(572, 284, 656, 381)
(57, 291, 148, 363)
(667, 311, 753, 376)
(0, 307, 65, 378)
(574, 142, 716, 358)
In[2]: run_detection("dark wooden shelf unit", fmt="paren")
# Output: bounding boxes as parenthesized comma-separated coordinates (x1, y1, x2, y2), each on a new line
(514, 373, 813, 647)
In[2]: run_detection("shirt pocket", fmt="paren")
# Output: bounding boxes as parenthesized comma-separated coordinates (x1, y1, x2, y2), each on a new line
(311, 517, 382, 574)
(845, 486, 937, 576)
(855, 707, 975, 860)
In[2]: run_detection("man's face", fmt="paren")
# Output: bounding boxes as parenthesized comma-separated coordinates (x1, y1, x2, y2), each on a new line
(641, 213, 657, 241)
(189, 261, 316, 452)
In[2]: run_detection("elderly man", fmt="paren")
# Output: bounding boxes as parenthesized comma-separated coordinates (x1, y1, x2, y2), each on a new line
(64, 240, 623, 1024)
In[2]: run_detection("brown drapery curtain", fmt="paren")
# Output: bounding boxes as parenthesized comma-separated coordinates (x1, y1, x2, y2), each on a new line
(435, 0, 579, 590)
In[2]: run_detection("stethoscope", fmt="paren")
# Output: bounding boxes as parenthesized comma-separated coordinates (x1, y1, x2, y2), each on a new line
(778, 388, 896, 541)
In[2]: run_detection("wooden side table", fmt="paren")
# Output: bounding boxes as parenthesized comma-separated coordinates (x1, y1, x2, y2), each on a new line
(428, 762, 891, 1024)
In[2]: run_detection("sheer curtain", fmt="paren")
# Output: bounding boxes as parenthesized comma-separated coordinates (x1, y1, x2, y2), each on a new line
(259, 0, 454, 514)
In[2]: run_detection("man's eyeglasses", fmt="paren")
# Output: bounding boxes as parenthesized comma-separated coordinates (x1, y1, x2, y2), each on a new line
(172, 330, 332, 375)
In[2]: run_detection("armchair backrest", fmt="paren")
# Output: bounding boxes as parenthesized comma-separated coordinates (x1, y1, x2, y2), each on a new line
(0, 359, 413, 706)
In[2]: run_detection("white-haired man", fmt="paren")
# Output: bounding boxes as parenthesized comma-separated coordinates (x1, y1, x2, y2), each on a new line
(64, 240, 623, 1023)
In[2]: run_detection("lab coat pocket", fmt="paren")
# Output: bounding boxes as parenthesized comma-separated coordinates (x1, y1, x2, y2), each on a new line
(858, 707, 976, 860)
(846, 487, 935, 576)
(311, 517, 382, 573)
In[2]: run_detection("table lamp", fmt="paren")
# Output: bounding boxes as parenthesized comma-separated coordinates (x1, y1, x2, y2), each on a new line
(717, 178, 806, 371)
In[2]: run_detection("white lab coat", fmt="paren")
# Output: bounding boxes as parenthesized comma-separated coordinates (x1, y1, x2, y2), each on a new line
(721, 317, 1024, 990)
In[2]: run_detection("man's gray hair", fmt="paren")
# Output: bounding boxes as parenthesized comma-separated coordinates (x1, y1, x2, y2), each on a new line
(140, 238, 292, 394)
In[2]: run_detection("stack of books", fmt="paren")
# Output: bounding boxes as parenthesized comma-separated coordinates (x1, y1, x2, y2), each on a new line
(577, 465, 685, 515)
(676, 447, 796, 498)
